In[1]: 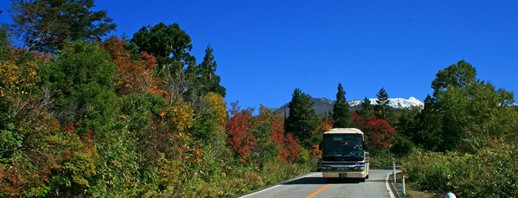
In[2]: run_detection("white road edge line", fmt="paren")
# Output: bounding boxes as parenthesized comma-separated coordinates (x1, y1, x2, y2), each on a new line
(239, 185, 281, 198)
(240, 172, 322, 198)
(385, 173, 396, 198)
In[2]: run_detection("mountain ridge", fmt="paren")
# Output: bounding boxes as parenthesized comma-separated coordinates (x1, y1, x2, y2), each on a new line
(280, 97, 424, 115)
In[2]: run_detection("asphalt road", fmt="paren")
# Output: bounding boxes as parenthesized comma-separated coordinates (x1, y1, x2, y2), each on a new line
(240, 169, 395, 198)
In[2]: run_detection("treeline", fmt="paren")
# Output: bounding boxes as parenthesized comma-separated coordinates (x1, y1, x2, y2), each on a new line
(0, 1, 307, 197)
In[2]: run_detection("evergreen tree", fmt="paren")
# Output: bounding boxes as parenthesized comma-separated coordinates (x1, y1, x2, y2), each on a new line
(10, 0, 116, 53)
(357, 97, 374, 118)
(131, 22, 195, 75)
(332, 83, 351, 128)
(285, 88, 319, 147)
(188, 45, 226, 97)
(374, 88, 391, 120)
(42, 40, 117, 134)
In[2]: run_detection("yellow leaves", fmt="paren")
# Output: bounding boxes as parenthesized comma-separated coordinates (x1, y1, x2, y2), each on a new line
(0, 61, 39, 100)
(159, 110, 167, 118)
(160, 101, 193, 132)
(206, 92, 228, 126)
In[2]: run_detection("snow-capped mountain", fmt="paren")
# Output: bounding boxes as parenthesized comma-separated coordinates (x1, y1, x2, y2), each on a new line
(348, 97, 424, 109)
(280, 97, 424, 115)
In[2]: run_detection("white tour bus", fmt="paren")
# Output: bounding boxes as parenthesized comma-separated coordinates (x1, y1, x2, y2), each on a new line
(318, 128, 370, 182)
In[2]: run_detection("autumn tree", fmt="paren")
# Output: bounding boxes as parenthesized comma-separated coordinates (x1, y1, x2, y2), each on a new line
(101, 36, 159, 95)
(189, 92, 227, 141)
(225, 103, 256, 163)
(332, 83, 351, 128)
(10, 0, 116, 53)
(285, 88, 319, 147)
(352, 112, 397, 149)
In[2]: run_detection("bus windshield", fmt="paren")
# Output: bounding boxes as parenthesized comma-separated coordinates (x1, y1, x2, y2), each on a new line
(322, 134, 364, 161)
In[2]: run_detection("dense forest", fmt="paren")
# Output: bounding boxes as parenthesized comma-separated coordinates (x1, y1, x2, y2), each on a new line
(0, 1, 516, 197)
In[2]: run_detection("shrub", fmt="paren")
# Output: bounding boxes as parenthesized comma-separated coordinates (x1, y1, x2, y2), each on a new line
(390, 135, 414, 157)
(404, 142, 518, 198)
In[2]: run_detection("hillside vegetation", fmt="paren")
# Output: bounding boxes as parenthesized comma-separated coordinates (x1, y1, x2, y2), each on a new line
(1, 1, 516, 197)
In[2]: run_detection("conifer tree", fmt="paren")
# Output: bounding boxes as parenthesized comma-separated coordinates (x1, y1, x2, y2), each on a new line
(358, 97, 374, 118)
(374, 88, 391, 120)
(332, 83, 351, 128)
(188, 45, 226, 97)
(10, 0, 116, 53)
(285, 88, 319, 147)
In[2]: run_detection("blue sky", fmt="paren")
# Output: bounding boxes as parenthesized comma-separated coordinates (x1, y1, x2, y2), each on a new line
(1, 1, 517, 110)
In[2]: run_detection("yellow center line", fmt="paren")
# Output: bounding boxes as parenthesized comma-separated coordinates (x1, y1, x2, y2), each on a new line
(305, 183, 332, 198)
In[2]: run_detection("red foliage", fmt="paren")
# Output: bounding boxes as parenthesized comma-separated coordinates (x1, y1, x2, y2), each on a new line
(271, 121, 289, 160)
(225, 106, 256, 163)
(283, 133, 301, 162)
(101, 36, 161, 95)
(256, 107, 302, 162)
(352, 112, 396, 149)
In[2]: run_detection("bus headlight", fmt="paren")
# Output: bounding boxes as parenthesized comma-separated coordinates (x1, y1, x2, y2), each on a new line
(354, 166, 365, 171)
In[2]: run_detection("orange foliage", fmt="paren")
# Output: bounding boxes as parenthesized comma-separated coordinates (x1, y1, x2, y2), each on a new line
(101, 36, 163, 96)
(317, 114, 333, 134)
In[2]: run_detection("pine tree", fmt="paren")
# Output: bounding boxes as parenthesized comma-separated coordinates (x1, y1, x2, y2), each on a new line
(332, 83, 351, 128)
(374, 88, 391, 120)
(190, 45, 226, 97)
(131, 22, 195, 75)
(358, 97, 374, 118)
(284, 88, 319, 147)
(11, 0, 116, 53)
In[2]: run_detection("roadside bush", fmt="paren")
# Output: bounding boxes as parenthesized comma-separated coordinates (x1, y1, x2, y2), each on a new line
(390, 135, 414, 157)
(404, 141, 517, 198)
(369, 148, 396, 167)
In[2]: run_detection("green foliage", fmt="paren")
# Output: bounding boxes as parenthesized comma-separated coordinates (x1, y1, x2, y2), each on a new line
(41, 40, 117, 135)
(131, 22, 194, 74)
(332, 83, 352, 128)
(0, 123, 23, 163)
(369, 148, 396, 167)
(0, 26, 11, 61)
(404, 141, 518, 198)
(390, 135, 414, 157)
(411, 60, 517, 152)
(285, 88, 319, 147)
(187, 45, 226, 97)
(10, 0, 116, 53)
(374, 87, 393, 121)
(357, 97, 374, 118)
(394, 106, 421, 138)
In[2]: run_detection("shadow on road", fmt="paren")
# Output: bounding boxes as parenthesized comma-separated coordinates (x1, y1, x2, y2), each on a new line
(283, 177, 372, 185)
(283, 177, 327, 185)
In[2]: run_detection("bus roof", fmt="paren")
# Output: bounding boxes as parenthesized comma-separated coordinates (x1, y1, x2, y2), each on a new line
(323, 128, 363, 135)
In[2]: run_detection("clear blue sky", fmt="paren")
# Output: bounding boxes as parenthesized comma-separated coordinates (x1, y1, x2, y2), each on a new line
(1, 1, 517, 109)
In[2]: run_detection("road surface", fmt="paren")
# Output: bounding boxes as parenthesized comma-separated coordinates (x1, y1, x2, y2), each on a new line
(240, 169, 395, 198)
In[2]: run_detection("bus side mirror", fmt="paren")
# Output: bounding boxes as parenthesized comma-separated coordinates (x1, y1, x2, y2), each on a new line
(363, 141, 369, 151)
(319, 142, 323, 150)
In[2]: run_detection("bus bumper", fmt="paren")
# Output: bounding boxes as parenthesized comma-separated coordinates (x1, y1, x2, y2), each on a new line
(322, 170, 367, 178)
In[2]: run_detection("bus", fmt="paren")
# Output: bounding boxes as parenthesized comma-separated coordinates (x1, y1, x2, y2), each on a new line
(318, 128, 370, 182)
